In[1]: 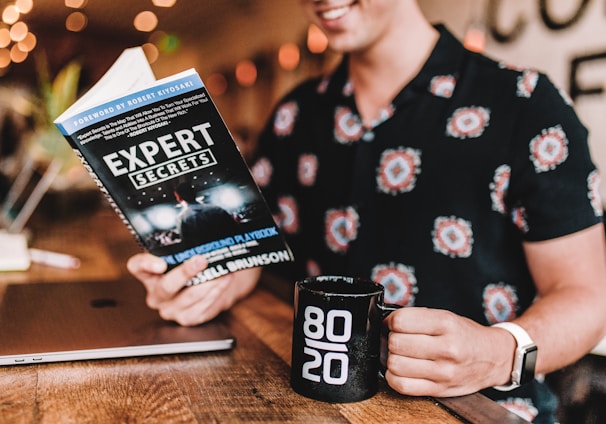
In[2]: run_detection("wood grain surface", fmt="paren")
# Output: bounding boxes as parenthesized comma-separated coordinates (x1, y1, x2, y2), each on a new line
(0, 205, 529, 423)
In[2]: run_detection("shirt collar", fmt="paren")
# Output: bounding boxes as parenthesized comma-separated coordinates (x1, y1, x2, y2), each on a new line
(324, 24, 466, 103)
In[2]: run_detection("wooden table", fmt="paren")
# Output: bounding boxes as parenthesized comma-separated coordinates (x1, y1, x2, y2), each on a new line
(0, 205, 529, 423)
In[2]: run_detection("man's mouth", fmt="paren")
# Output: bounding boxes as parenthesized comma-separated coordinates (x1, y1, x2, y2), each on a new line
(319, 5, 351, 20)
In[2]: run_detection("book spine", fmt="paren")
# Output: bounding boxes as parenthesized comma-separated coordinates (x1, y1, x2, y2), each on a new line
(71, 148, 145, 249)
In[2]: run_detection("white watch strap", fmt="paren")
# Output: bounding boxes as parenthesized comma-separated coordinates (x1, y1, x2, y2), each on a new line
(492, 322, 535, 391)
(492, 322, 534, 348)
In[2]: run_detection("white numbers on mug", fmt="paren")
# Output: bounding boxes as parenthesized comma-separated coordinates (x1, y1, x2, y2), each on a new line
(301, 306, 352, 385)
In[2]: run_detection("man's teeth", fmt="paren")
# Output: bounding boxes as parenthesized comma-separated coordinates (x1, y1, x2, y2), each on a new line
(320, 6, 350, 20)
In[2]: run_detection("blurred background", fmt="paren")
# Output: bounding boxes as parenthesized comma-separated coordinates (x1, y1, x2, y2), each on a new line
(0, 1, 605, 421)
(1, 0, 605, 199)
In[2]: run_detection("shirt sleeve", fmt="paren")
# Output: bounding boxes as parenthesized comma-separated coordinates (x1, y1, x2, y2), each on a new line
(508, 73, 603, 242)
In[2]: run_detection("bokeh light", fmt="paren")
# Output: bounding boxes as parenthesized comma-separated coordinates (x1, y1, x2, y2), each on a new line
(17, 31, 35, 51)
(307, 24, 328, 54)
(278, 42, 300, 71)
(134, 11, 158, 32)
(2, 5, 19, 25)
(65, 11, 87, 32)
(65, 0, 87, 8)
(15, 0, 33, 14)
(235, 60, 257, 87)
(0, 28, 10, 48)
(10, 43, 27, 63)
(152, 0, 177, 7)
(206, 73, 228, 96)
(9, 21, 27, 42)
(141, 42, 159, 63)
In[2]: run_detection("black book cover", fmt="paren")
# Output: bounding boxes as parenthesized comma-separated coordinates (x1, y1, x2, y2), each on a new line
(55, 48, 293, 284)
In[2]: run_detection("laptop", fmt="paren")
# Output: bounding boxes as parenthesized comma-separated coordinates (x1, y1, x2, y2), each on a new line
(0, 278, 235, 366)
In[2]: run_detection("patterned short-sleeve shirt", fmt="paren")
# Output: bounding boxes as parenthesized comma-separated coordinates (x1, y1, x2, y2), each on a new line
(252, 26, 602, 420)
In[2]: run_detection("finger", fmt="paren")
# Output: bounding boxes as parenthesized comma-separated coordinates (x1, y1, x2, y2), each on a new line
(158, 278, 229, 325)
(126, 253, 167, 279)
(387, 332, 442, 360)
(386, 307, 457, 335)
(384, 369, 449, 397)
(387, 350, 457, 383)
(155, 255, 208, 298)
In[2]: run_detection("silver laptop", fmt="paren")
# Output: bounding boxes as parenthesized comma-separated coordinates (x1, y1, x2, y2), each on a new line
(0, 278, 235, 366)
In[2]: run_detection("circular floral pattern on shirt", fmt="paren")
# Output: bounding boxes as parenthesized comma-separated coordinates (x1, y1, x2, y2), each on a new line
(273, 101, 298, 136)
(483, 283, 519, 324)
(325, 207, 359, 253)
(342, 80, 354, 97)
(511, 206, 529, 234)
(446, 106, 491, 139)
(298, 154, 319, 187)
(316, 75, 330, 94)
(489, 164, 511, 214)
(251, 157, 273, 187)
(497, 398, 538, 423)
(432, 216, 474, 258)
(529, 125, 569, 173)
(277, 195, 299, 234)
(371, 262, 418, 306)
(306, 259, 322, 277)
(516, 70, 538, 98)
(587, 169, 603, 217)
(429, 74, 456, 98)
(376, 147, 422, 195)
(334, 106, 364, 144)
(370, 104, 396, 128)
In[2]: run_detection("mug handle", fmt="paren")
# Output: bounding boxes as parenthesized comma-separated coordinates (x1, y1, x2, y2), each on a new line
(378, 303, 402, 377)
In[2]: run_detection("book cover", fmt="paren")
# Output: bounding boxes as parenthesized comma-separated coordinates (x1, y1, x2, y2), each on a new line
(54, 47, 293, 284)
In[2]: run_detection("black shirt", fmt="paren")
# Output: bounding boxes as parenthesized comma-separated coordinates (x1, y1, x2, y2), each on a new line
(252, 25, 602, 422)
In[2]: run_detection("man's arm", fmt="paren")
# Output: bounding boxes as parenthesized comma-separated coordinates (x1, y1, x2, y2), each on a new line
(383, 223, 606, 397)
(127, 253, 262, 326)
(514, 223, 606, 374)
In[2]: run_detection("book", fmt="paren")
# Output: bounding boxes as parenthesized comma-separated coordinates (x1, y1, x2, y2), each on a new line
(54, 47, 293, 285)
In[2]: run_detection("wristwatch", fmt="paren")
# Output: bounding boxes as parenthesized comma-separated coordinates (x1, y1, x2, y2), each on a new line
(492, 322, 538, 391)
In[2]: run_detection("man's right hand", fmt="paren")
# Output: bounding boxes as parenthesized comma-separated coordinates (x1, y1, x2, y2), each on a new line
(127, 253, 261, 326)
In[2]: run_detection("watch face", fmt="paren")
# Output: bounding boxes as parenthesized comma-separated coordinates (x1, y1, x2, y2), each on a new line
(520, 345, 538, 385)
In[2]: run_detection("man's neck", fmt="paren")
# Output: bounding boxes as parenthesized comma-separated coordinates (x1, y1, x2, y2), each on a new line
(348, 7, 439, 126)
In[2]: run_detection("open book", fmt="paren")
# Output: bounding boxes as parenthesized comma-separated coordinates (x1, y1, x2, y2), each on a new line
(55, 47, 293, 284)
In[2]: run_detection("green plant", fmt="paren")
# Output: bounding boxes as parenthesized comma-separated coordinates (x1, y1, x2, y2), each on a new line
(29, 52, 82, 172)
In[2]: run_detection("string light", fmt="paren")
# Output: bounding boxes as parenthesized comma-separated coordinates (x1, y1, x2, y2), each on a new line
(0, 0, 327, 79)
(15, 0, 33, 14)
(206, 73, 228, 96)
(0, 48, 10, 67)
(2, 5, 19, 25)
(17, 31, 35, 51)
(10, 43, 26, 63)
(463, 0, 487, 53)
(134, 11, 158, 32)
(65, 0, 87, 8)
(307, 24, 328, 54)
(464, 23, 486, 53)
(152, 0, 177, 7)
(9, 21, 27, 42)
(235, 60, 257, 87)
(141, 42, 160, 63)
(65, 11, 87, 32)
(278, 43, 300, 71)
(0, 0, 34, 69)
(0, 28, 10, 48)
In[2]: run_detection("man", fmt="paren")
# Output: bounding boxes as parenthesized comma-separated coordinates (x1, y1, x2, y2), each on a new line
(173, 181, 239, 247)
(128, 1, 606, 421)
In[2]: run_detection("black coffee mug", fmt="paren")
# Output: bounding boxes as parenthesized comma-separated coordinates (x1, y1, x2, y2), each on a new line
(290, 275, 400, 403)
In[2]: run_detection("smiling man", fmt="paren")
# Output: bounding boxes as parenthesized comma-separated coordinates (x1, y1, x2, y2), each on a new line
(127, 1, 606, 422)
